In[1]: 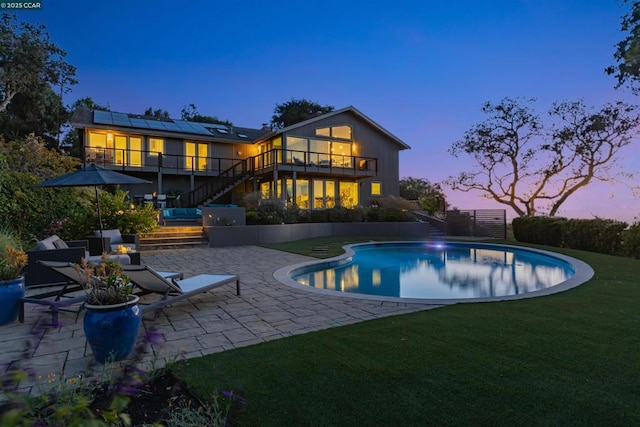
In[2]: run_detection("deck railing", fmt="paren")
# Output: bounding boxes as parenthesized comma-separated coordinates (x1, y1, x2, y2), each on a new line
(85, 147, 378, 176)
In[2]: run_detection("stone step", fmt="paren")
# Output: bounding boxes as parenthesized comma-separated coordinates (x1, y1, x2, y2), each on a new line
(139, 240, 207, 251)
(142, 231, 203, 239)
(139, 226, 207, 250)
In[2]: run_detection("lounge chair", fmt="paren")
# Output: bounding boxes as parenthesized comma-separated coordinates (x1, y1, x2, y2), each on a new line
(121, 265, 240, 315)
(19, 260, 88, 323)
(20, 262, 186, 323)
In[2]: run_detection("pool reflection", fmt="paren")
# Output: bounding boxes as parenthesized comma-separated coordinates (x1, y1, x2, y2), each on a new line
(293, 245, 574, 299)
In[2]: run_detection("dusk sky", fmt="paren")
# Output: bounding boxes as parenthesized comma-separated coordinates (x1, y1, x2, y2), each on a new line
(17, 0, 640, 222)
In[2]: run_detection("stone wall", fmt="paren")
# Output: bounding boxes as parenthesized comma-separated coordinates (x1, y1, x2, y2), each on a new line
(205, 222, 434, 247)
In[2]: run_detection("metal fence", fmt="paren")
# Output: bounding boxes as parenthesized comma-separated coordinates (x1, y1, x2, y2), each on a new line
(446, 209, 506, 239)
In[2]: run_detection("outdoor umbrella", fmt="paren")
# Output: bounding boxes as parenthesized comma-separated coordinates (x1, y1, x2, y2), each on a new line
(34, 164, 152, 252)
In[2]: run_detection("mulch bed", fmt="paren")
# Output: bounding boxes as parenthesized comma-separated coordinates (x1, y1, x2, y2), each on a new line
(91, 370, 201, 426)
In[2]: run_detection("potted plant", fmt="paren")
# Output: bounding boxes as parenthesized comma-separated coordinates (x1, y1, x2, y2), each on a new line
(0, 228, 27, 325)
(76, 256, 142, 362)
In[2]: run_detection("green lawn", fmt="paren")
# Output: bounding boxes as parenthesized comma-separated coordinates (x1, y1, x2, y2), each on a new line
(174, 240, 640, 426)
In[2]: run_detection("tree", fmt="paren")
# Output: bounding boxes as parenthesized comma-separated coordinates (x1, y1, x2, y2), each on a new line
(0, 84, 66, 147)
(0, 13, 76, 112)
(0, 135, 87, 240)
(607, 1, 640, 93)
(271, 98, 334, 129)
(143, 107, 170, 119)
(70, 97, 109, 113)
(446, 97, 640, 217)
(399, 177, 447, 214)
(180, 103, 231, 125)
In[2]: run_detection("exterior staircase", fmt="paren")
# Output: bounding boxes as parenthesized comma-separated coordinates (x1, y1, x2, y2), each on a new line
(139, 226, 207, 250)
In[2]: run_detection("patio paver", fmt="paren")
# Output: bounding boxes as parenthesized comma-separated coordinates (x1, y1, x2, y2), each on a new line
(1, 245, 441, 387)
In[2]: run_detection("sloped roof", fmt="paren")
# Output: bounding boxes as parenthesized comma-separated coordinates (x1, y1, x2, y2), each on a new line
(71, 108, 270, 143)
(70, 106, 410, 149)
(259, 106, 411, 150)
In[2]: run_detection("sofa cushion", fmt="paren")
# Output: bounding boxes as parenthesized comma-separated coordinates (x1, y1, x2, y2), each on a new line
(174, 208, 188, 216)
(36, 235, 59, 250)
(52, 239, 69, 249)
(96, 229, 123, 244)
(162, 209, 173, 218)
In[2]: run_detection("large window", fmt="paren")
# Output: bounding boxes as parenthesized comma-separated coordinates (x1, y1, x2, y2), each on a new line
(316, 125, 352, 140)
(339, 182, 359, 207)
(285, 135, 352, 167)
(185, 142, 208, 171)
(313, 180, 336, 209)
(87, 131, 142, 166)
(148, 138, 164, 156)
(309, 139, 330, 165)
(114, 135, 142, 166)
(262, 178, 357, 209)
(286, 136, 307, 163)
(87, 132, 109, 163)
(331, 141, 352, 168)
(296, 179, 309, 209)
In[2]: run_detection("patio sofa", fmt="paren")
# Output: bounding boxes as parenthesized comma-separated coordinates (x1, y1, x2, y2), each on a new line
(161, 208, 202, 226)
(25, 235, 132, 286)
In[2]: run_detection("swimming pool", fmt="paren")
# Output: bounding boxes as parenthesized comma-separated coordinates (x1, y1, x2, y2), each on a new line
(274, 242, 594, 304)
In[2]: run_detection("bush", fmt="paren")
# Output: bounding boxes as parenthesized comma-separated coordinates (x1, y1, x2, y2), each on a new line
(97, 189, 160, 235)
(513, 216, 628, 256)
(245, 211, 259, 225)
(327, 206, 365, 222)
(563, 218, 627, 255)
(309, 209, 330, 223)
(512, 216, 567, 246)
(622, 220, 640, 259)
(0, 168, 95, 242)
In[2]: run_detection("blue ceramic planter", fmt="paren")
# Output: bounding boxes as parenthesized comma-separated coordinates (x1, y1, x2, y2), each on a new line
(83, 295, 141, 363)
(0, 277, 25, 325)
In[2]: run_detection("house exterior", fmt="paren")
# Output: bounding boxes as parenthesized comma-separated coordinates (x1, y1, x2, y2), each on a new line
(71, 106, 410, 208)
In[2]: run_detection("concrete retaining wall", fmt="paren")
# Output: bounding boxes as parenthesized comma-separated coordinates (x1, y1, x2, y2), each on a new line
(202, 207, 246, 227)
(206, 222, 433, 247)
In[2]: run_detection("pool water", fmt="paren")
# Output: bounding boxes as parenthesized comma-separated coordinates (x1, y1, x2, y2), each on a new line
(291, 242, 576, 300)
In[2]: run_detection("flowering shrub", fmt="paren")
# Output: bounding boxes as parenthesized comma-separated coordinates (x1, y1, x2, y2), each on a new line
(74, 256, 134, 305)
(0, 227, 27, 281)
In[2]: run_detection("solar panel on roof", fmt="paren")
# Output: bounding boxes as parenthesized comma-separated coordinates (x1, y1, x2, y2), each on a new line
(146, 120, 166, 130)
(189, 123, 212, 135)
(112, 116, 132, 126)
(174, 121, 195, 131)
(130, 118, 148, 128)
(94, 110, 113, 125)
(163, 122, 181, 131)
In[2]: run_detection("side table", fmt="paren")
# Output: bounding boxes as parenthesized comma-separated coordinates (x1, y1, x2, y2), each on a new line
(127, 251, 141, 265)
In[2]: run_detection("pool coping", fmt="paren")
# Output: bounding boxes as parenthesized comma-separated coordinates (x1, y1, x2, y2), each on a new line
(273, 241, 595, 305)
